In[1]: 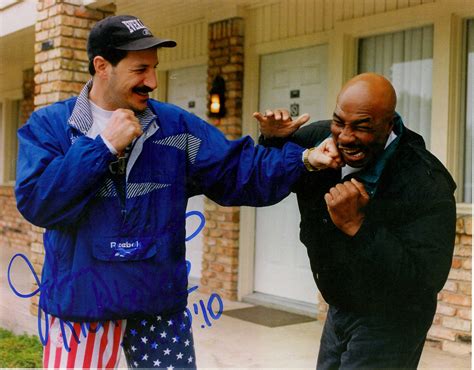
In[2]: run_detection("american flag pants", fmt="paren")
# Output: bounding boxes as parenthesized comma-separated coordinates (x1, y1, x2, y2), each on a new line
(43, 311, 196, 369)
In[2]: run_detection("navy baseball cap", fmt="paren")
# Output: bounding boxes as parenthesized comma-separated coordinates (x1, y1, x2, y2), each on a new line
(87, 15, 176, 60)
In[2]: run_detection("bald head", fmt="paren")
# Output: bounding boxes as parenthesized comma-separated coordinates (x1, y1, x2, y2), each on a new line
(337, 73, 397, 121)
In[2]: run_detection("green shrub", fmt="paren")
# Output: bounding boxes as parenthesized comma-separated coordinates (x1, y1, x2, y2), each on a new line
(0, 327, 42, 368)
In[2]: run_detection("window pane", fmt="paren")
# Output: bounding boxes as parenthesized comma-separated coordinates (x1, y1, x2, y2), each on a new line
(464, 19, 474, 203)
(358, 26, 433, 149)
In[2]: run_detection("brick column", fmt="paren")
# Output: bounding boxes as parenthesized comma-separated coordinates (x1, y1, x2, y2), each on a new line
(20, 69, 35, 125)
(34, 0, 114, 109)
(200, 18, 244, 300)
(428, 215, 472, 355)
(30, 0, 114, 314)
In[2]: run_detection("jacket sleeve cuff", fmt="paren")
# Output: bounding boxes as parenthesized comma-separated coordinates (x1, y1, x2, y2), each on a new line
(99, 134, 118, 155)
(95, 135, 119, 162)
(284, 142, 308, 172)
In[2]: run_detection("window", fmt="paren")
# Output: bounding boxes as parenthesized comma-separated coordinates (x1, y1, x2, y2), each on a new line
(0, 98, 21, 184)
(358, 26, 434, 148)
(464, 19, 474, 203)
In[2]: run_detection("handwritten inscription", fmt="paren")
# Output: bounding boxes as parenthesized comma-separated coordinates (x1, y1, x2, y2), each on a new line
(189, 293, 224, 329)
(7, 210, 223, 351)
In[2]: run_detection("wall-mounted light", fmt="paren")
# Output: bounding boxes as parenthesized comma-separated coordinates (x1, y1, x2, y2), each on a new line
(209, 75, 226, 118)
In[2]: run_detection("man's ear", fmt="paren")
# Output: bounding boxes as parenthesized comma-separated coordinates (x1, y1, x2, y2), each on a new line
(389, 113, 396, 130)
(383, 113, 396, 131)
(93, 56, 110, 79)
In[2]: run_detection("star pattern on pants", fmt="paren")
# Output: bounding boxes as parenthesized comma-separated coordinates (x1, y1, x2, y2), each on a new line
(123, 311, 196, 369)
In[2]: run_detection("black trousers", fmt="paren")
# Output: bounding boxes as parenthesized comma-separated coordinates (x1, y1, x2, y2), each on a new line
(317, 305, 434, 370)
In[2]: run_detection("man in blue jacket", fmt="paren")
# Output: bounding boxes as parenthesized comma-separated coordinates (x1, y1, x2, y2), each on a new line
(255, 73, 456, 369)
(15, 15, 339, 369)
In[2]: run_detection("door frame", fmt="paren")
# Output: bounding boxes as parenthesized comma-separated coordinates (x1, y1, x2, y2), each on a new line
(238, 39, 334, 303)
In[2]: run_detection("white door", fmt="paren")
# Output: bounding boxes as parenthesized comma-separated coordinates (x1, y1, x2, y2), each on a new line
(254, 45, 328, 304)
(167, 65, 207, 280)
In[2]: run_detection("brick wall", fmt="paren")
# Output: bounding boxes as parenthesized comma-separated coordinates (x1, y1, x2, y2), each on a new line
(0, 187, 43, 257)
(19, 69, 35, 127)
(428, 215, 472, 355)
(200, 18, 244, 300)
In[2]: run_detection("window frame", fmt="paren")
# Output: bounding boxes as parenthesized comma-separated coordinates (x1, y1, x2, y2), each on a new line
(329, 5, 473, 211)
(459, 18, 474, 207)
(0, 97, 21, 186)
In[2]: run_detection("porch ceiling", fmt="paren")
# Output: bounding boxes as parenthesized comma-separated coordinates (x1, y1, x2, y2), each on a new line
(0, 26, 34, 98)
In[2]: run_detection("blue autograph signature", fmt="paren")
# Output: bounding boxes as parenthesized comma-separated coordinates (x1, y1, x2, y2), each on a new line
(7, 210, 223, 351)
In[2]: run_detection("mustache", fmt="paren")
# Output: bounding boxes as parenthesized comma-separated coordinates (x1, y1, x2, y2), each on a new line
(133, 86, 153, 94)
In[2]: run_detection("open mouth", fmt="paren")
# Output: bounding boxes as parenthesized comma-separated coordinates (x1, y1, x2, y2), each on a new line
(339, 147, 366, 162)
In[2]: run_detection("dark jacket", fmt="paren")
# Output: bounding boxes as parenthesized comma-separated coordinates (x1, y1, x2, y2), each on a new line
(262, 119, 456, 317)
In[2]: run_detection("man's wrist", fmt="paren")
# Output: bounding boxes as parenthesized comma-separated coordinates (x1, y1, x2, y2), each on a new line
(100, 134, 118, 155)
(302, 148, 321, 172)
(340, 218, 364, 237)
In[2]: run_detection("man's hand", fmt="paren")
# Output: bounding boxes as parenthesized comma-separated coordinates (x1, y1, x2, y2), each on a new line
(308, 137, 344, 170)
(101, 109, 143, 153)
(324, 178, 370, 236)
(253, 108, 310, 138)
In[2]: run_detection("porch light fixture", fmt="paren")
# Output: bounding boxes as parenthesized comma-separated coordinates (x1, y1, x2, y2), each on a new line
(209, 75, 226, 118)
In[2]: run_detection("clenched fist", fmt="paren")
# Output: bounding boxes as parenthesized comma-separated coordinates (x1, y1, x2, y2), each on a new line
(307, 137, 344, 170)
(324, 178, 370, 236)
(101, 109, 143, 153)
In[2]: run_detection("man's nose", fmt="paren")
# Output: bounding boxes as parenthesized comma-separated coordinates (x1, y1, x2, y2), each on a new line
(338, 126, 355, 143)
(144, 69, 157, 91)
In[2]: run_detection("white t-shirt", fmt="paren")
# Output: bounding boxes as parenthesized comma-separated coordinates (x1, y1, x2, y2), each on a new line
(87, 99, 117, 155)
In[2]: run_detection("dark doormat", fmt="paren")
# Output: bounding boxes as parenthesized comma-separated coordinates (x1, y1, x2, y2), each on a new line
(223, 306, 316, 328)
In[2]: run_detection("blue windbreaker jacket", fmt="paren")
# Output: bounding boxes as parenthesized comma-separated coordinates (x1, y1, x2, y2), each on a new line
(15, 95, 305, 322)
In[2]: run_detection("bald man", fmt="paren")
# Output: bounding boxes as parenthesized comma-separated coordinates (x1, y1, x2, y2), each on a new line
(255, 73, 456, 369)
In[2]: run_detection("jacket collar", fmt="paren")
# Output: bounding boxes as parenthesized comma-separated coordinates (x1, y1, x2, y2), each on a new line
(68, 79, 157, 135)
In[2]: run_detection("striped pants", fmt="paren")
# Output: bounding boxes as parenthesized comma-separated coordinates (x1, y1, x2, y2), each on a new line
(43, 311, 196, 369)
